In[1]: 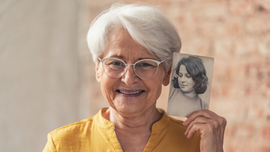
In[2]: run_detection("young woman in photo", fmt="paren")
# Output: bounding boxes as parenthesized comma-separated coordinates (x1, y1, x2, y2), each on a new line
(168, 56, 208, 117)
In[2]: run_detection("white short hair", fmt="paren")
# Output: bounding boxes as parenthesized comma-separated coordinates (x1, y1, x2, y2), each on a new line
(87, 3, 181, 72)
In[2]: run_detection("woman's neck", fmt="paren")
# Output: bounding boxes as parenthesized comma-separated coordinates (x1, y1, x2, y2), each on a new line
(102, 107, 162, 152)
(182, 90, 198, 100)
(104, 107, 162, 132)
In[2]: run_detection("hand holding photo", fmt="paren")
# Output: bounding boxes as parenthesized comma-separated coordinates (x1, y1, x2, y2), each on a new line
(167, 53, 214, 117)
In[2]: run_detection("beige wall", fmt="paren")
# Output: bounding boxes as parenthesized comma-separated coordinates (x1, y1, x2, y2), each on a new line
(0, 0, 88, 151)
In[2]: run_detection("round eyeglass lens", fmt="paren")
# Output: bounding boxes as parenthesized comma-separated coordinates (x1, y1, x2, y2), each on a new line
(102, 58, 126, 78)
(134, 60, 158, 79)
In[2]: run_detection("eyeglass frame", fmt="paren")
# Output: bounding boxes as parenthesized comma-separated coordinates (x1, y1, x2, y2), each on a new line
(98, 57, 164, 80)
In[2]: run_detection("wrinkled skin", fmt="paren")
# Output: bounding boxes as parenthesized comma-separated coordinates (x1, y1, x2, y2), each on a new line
(183, 110, 227, 152)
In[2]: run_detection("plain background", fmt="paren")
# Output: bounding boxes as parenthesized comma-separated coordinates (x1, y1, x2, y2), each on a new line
(0, 1, 90, 151)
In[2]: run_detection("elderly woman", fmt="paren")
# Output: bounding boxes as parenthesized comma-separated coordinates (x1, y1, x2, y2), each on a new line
(43, 3, 226, 152)
(168, 56, 209, 116)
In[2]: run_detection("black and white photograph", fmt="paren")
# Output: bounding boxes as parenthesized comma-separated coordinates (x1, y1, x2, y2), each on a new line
(167, 53, 214, 117)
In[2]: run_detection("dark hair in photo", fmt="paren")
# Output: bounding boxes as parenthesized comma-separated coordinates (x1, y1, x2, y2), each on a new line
(173, 56, 208, 94)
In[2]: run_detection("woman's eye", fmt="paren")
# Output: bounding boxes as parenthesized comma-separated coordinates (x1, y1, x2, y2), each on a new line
(106, 61, 125, 68)
(107, 61, 123, 66)
(178, 73, 183, 77)
(186, 74, 191, 78)
(141, 63, 152, 67)
(111, 61, 121, 66)
(137, 62, 154, 68)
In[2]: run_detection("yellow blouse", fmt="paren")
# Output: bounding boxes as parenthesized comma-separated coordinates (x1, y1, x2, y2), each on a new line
(43, 108, 200, 152)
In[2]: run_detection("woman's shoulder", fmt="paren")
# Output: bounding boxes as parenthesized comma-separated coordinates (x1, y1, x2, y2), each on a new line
(168, 88, 182, 101)
(43, 111, 111, 152)
(199, 98, 209, 109)
(48, 108, 112, 139)
(49, 117, 94, 138)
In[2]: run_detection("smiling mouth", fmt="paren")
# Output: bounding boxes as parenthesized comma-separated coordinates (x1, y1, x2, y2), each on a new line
(117, 90, 145, 95)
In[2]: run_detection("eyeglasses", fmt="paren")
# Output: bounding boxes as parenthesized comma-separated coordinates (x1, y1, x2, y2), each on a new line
(98, 57, 164, 80)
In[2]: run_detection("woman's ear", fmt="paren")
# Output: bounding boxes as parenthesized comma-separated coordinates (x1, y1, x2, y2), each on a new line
(96, 64, 101, 83)
(163, 66, 172, 86)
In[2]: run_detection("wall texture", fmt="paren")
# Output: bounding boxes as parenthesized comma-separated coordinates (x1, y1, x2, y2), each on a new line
(0, 1, 84, 151)
(86, 0, 270, 151)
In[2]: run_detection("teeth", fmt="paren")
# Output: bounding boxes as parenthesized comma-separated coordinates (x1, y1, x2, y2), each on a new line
(119, 90, 142, 94)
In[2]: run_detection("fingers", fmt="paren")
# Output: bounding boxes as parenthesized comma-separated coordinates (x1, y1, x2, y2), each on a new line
(184, 117, 207, 138)
(186, 123, 216, 139)
(183, 110, 227, 139)
(183, 110, 227, 151)
(184, 117, 218, 138)
(217, 116, 227, 143)
(184, 110, 226, 126)
(183, 110, 214, 126)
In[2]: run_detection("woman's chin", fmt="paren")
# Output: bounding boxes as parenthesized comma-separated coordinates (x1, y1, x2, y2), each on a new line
(180, 89, 194, 94)
(109, 91, 156, 116)
(111, 100, 147, 116)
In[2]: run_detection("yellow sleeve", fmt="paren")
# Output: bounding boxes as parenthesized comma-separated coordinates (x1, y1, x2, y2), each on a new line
(42, 133, 57, 152)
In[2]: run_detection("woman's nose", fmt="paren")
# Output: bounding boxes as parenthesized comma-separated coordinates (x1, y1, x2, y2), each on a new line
(179, 76, 186, 83)
(121, 65, 139, 85)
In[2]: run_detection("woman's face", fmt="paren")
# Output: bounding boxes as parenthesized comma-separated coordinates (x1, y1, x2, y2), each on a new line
(95, 28, 171, 117)
(177, 65, 196, 94)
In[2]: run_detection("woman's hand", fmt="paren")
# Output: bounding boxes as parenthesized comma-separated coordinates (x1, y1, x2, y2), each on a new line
(183, 110, 227, 152)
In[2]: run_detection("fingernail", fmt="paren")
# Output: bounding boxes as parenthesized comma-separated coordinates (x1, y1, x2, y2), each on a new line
(183, 120, 186, 125)
(183, 118, 188, 125)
